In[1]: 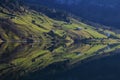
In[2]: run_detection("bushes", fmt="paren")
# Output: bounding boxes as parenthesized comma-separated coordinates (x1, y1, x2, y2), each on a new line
(32, 20, 35, 24)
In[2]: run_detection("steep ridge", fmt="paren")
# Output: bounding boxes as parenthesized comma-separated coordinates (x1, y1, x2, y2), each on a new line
(0, 0, 120, 43)
(25, 0, 120, 29)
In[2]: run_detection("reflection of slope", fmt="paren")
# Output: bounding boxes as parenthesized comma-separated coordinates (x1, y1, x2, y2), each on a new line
(64, 44, 107, 65)
(0, 42, 66, 79)
(99, 43, 120, 54)
(0, 42, 51, 77)
(0, 43, 120, 80)
(21, 44, 120, 80)
(69, 43, 120, 69)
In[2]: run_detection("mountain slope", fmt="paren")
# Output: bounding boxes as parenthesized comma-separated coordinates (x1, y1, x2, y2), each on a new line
(0, 0, 120, 43)
(25, 0, 120, 29)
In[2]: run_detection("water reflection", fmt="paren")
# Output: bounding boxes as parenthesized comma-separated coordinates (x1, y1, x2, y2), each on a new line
(0, 42, 120, 80)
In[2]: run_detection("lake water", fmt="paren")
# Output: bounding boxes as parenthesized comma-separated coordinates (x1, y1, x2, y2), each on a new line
(0, 42, 120, 80)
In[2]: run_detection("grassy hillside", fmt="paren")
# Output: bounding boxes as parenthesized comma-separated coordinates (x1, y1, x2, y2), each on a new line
(0, 8, 111, 42)
(0, 0, 120, 43)
(26, 0, 120, 29)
